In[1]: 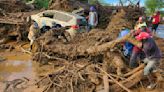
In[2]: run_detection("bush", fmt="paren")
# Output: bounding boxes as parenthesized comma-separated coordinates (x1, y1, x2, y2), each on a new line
(35, 0, 50, 9)
(24, 0, 50, 9)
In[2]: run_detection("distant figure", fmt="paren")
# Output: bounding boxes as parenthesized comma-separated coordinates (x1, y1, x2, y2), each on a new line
(28, 20, 40, 51)
(87, 6, 98, 32)
(151, 11, 160, 35)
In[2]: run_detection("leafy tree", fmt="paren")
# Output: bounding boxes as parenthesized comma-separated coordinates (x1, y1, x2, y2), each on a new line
(88, 0, 99, 5)
(24, 0, 50, 9)
(145, 0, 164, 15)
(35, 0, 50, 9)
(87, 0, 111, 6)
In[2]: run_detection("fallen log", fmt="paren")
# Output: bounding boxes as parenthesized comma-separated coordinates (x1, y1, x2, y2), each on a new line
(111, 67, 144, 92)
(0, 18, 23, 24)
(102, 60, 110, 92)
(86, 33, 141, 55)
(124, 64, 145, 77)
(95, 65, 132, 92)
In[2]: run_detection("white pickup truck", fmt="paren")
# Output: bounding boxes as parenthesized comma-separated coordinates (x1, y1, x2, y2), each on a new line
(30, 10, 87, 30)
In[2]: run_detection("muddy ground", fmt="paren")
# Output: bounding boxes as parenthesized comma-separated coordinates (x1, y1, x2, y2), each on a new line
(0, 37, 163, 92)
(0, 0, 164, 92)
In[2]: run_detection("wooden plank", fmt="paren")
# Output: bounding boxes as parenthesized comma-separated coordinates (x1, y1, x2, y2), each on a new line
(0, 17, 23, 24)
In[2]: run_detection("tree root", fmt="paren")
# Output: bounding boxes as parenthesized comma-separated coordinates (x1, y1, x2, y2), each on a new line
(124, 64, 145, 77)
(95, 65, 132, 92)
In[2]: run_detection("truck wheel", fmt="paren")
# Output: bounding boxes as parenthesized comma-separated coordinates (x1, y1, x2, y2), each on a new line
(55, 24, 62, 28)
(41, 26, 51, 33)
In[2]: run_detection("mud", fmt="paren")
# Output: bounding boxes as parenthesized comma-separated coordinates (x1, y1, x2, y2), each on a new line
(49, 0, 114, 29)
(0, 0, 163, 92)
(28, 6, 163, 91)
(0, 0, 32, 13)
(0, 47, 35, 80)
(106, 7, 144, 38)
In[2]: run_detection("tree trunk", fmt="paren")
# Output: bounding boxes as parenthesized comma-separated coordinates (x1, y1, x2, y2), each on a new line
(86, 33, 141, 55)
(111, 64, 144, 92)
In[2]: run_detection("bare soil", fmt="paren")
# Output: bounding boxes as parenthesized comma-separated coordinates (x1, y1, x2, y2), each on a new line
(0, 0, 163, 92)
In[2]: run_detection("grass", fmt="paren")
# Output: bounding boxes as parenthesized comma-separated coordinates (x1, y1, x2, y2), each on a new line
(35, 0, 50, 9)
(24, 0, 50, 9)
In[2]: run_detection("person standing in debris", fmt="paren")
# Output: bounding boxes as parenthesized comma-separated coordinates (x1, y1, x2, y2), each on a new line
(129, 17, 152, 68)
(87, 6, 98, 32)
(118, 28, 133, 58)
(151, 11, 160, 35)
(135, 32, 162, 89)
(134, 16, 152, 36)
(28, 20, 40, 51)
(134, 16, 147, 31)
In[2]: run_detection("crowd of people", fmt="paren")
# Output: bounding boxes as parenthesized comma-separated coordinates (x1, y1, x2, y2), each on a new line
(119, 11, 161, 89)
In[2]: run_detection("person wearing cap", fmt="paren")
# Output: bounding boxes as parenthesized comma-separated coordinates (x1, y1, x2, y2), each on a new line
(129, 17, 152, 68)
(135, 32, 162, 89)
(151, 11, 161, 35)
(28, 20, 40, 51)
(134, 16, 147, 30)
(87, 6, 98, 32)
(134, 16, 152, 36)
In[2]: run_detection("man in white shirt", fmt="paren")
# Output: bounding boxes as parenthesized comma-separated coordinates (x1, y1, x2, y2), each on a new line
(87, 6, 98, 31)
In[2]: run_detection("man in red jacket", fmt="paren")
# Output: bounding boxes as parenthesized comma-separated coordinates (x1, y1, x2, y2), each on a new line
(129, 17, 152, 68)
(152, 11, 160, 35)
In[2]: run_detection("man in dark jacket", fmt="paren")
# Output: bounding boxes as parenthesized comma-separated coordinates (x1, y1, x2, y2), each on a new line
(135, 32, 162, 89)
(129, 20, 152, 68)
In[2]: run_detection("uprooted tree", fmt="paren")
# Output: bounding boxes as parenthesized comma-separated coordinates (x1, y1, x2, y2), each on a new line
(1, 0, 163, 91)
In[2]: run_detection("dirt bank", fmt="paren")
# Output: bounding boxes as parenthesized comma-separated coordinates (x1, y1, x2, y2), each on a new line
(0, 0, 163, 92)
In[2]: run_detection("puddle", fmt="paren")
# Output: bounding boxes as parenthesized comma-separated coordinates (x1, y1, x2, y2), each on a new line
(0, 52, 37, 81)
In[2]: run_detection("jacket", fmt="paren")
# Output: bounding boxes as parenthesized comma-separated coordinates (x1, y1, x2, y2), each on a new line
(142, 38, 162, 59)
(152, 14, 160, 24)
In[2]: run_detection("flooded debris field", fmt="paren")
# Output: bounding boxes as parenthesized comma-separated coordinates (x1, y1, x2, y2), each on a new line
(0, 0, 163, 92)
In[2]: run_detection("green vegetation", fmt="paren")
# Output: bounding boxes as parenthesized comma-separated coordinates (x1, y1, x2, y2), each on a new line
(145, 0, 164, 15)
(88, 0, 99, 5)
(83, 0, 108, 6)
(35, 0, 50, 9)
(24, 0, 111, 8)
(24, 0, 50, 9)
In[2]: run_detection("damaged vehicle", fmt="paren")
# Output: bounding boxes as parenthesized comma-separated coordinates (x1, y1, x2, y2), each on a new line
(30, 10, 87, 38)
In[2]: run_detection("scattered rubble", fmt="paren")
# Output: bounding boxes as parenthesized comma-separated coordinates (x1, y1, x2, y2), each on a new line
(0, 0, 163, 92)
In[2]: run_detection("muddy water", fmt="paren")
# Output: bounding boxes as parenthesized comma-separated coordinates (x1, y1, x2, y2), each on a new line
(0, 52, 37, 82)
